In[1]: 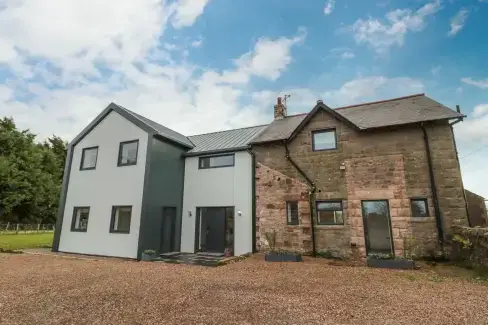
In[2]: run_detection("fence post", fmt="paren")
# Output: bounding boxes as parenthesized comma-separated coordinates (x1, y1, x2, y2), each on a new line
(16, 224, 19, 234)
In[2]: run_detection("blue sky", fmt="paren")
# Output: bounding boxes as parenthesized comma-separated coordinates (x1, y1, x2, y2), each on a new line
(0, 0, 487, 197)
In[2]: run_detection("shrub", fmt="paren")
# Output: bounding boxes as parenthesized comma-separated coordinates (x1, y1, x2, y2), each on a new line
(451, 226, 488, 269)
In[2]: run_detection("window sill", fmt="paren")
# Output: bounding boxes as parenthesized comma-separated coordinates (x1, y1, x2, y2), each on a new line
(410, 217, 435, 223)
(70, 229, 87, 232)
(117, 163, 137, 167)
(109, 230, 130, 234)
(315, 224, 346, 229)
(80, 167, 96, 171)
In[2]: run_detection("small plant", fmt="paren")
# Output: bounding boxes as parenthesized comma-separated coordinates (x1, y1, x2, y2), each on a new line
(264, 230, 277, 252)
(368, 252, 393, 260)
(143, 249, 156, 255)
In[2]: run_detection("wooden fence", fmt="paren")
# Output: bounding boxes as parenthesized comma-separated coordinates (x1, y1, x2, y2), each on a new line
(0, 223, 55, 234)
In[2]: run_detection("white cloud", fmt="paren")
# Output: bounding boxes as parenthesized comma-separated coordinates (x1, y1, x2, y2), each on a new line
(191, 37, 203, 48)
(329, 47, 355, 60)
(431, 65, 441, 76)
(170, 0, 212, 29)
(323, 76, 425, 105)
(0, 0, 306, 141)
(473, 104, 488, 118)
(324, 0, 335, 15)
(448, 8, 469, 37)
(351, 0, 442, 53)
(461, 77, 488, 89)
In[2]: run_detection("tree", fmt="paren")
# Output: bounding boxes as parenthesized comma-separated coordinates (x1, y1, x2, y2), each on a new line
(0, 117, 67, 224)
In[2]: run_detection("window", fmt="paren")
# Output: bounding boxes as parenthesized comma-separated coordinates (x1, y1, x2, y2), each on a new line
(312, 129, 337, 151)
(199, 154, 234, 169)
(71, 207, 90, 232)
(110, 206, 132, 233)
(118, 140, 139, 166)
(80, 147, 98, 170)
(411, 199, 429, 218)
(286, 201, 299, 225)
(316, 201, 343, 225)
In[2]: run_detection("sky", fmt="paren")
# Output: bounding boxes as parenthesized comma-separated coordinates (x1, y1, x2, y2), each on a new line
(0, 0, 487, 197)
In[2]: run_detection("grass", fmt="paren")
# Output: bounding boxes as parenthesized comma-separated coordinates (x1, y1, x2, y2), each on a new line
(0, 232, 53, 250)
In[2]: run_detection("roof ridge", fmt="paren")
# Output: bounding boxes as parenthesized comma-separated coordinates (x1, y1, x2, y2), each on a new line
(286, 113, 308, 117)
(188, 123, 269, 137)
(334, 93, 425, 111)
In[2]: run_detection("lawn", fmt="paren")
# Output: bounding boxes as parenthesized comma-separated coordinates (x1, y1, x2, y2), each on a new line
(0, 254, 487, 325)
(0, 232, 53, 250)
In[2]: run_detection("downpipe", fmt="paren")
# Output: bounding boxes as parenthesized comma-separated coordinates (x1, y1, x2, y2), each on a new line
(284, 141, 317, 257)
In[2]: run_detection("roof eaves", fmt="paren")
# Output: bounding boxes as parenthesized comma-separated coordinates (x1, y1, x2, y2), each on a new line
(359, 115, 465, 132)
(185, 146, 250, 157)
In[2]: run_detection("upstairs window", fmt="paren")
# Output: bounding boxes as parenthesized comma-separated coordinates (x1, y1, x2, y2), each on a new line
(312, 129, 337, 151)
(286, 201, 299, 225)
(411, 199, 429, 218)
(316, 201, 343, 225)
(118, 140, 139, 166)
(71, 207, 90, 232)
(80, 147, 98, 170)
(199, 154, 234, 169)
(110, 206, 132, 234)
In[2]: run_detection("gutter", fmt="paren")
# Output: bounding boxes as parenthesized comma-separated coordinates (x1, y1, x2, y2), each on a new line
(246, 146, 257, 253)
(420, 123, 444, 247)
(284, 141, 317, 257)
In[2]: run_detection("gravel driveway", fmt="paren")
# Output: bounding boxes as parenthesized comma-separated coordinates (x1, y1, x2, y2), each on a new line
(0, 254, 487, 325)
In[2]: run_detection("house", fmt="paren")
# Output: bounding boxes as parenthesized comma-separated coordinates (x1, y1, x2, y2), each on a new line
(250, 94, 469, 258)
(465, 189, 487, 227)
(52, 93, 470, 260)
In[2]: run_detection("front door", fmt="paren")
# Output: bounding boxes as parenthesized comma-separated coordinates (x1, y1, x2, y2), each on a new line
(201, 207, 226, 253)
(160, 207, 176, 253)
(361, 200, 394, 255)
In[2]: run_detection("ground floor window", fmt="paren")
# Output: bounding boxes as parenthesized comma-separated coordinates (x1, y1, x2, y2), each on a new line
(361, 200, 393, 255)
(286, 201, 299, 225)
(110, 206, 132, 234)
(316, 201, 343, 225)
(410, 198, 429, 218)
(71, 207, 90, 232)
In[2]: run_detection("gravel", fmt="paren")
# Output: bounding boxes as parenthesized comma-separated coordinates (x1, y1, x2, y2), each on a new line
(0, 254, 487, 325)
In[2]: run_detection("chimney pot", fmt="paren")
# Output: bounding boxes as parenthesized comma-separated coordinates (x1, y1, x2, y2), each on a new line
(274, 96, 287, 120)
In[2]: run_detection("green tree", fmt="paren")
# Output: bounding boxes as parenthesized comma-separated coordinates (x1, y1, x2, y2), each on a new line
(0, 117, 67, 224)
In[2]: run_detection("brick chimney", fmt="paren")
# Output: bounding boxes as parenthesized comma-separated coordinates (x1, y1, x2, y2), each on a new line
(274, 97, 287, 120)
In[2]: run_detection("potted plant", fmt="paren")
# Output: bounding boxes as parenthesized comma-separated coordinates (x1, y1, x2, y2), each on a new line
(141, 249, 156, 261)
(366, 253, 415, 269)
(264, 230, 302, 262)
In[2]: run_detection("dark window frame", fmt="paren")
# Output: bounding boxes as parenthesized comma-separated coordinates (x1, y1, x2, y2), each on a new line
(110, 205, 132, 234)
(80, 146, 99, 171)
(410, 198, 429, 218)
(312, 128, 338, 152)
(71, 206, 90, 232)
(117, 140, 139, 167)
(316, 200, 344, 225)
(198, 153, 235, 169)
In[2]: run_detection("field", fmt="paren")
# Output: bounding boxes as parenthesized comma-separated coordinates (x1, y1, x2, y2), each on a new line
(0, 232, 53, 250)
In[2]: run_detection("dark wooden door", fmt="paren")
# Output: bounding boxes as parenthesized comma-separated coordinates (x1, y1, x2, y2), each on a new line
(160, 207, 176, 253)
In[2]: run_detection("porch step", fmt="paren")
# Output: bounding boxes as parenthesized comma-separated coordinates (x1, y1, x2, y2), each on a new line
(196, 252, 224, 257)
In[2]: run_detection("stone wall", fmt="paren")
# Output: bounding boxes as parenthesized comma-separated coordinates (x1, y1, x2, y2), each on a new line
(465, 190, 487, 227)
(253, 108, 469, 258)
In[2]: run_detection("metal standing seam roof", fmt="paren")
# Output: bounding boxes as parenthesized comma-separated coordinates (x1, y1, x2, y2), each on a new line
(187, 124, 269, 155)
(114, 104, 194, 148)
(249, 94, 464, 144)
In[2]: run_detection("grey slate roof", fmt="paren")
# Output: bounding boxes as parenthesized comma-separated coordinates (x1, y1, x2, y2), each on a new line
(335, 94, 464, 130)
(187, 125, 268, 155)
(249, 114, 307, 144)
(250, 94, 464, 144)
(114, 104, 194, 148)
